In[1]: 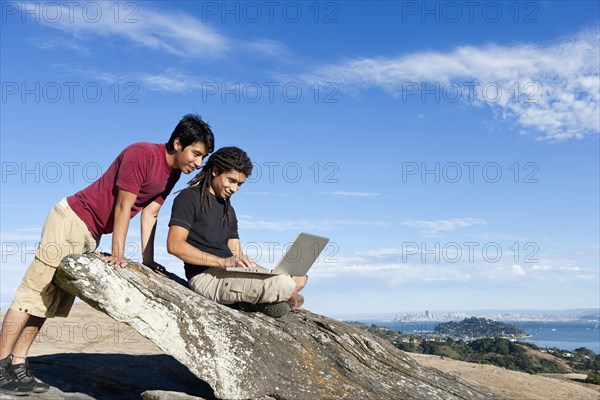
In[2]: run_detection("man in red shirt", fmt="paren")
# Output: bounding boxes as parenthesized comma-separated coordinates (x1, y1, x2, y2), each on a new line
(0, 114, 214, 396)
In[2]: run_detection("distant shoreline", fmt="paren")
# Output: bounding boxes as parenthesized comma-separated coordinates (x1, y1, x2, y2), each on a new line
(351, 319, 600, 354)
(333, 308, 600, 323)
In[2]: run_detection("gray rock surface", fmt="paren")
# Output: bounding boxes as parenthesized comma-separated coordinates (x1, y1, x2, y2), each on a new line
(141, 391, 207, 400)
(140, 392, 276, 400)
(56, 254, 508, 400)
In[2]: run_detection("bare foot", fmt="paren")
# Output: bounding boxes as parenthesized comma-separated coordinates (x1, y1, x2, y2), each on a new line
(286, 293, 304, 310)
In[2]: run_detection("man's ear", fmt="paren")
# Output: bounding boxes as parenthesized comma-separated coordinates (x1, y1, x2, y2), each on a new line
(174, 137, 182, 151)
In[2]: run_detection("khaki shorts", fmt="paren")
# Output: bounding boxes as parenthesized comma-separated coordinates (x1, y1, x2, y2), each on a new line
(188, 268, 297, 305)
(10, 198, 99, 318)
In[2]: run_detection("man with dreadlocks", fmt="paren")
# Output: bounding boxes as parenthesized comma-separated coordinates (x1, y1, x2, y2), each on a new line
(167, 147, 307, 318)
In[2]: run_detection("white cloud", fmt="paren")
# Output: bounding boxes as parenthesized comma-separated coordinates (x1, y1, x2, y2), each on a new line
(492, 260, 593, 282)
(346, 241, 597, 283)
(136, 70, 246, 94)
(400, 217, 487, 235)
(238, 216, 319, 232)
(56, 67, 205, 94)
(323, 191, 381, 198)
(31, 37, 90, 55)
(531, 264, 582, 272)
(512, 264, 526, 276)
(476, 233, 536, 242)
(311, 260, 472, 284)
(242, 192, 293, 197)
(141, 71, 193, 93)
(24, 3, 289, 61)
(356, 248, 403, 258)
(302, 29, 600, 140)
(237, 215, 389, 231)
(531, 264, 550, 271)
(312, 262, 409, 277)
(0, 227, 42, 241)
(244, 39, 289, 58)
(310, 251, 594, 286)
(24, 2, 230, 58)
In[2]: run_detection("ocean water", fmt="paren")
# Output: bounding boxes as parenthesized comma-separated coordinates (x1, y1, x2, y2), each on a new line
(367, 320, 600, 354)
(516, 321, 600, 353)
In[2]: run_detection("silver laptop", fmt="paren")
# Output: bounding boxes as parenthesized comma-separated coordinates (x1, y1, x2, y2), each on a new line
(225, 232, 329, 275)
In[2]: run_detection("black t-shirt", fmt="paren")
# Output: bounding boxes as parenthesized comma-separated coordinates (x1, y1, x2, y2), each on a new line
(169, 186, 239, 280)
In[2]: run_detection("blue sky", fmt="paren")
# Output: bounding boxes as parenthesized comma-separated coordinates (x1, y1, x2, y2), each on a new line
(1, 1, 598, 318)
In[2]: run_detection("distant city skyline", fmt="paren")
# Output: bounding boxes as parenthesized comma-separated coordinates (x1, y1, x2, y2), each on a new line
(333, 308, 600, 322)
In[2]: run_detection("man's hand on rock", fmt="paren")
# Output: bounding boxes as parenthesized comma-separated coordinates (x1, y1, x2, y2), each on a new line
(102, 254, 128, 268)
(144, 260, 168, 275)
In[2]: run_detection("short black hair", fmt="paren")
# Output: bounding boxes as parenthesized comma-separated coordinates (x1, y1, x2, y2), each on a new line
(166, 114, 215, 153)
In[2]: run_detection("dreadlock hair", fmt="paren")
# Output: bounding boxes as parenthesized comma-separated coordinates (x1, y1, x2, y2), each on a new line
(187, 147, 253, 225)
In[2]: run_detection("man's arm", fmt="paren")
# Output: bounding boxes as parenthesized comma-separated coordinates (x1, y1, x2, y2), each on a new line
(104, 188, 137, 267)
(167, 226, 253, 268)
(141, 200, 163, 270)
(228, 238, 243, 257)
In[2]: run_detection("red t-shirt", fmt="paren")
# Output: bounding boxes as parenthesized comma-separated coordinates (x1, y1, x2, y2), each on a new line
(67, 142, 181, 237)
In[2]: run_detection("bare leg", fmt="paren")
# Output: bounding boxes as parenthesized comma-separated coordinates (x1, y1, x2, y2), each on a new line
(287, 276, 308, 309)
(0, 309, 29, 360)
(11, 316, 45, 365)
(0, 309, 45, 364)
(291, 275, 308, 293)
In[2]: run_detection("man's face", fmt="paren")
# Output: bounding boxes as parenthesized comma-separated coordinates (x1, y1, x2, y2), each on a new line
(210, 169, 247, 199)
(174, 139, 209, 174)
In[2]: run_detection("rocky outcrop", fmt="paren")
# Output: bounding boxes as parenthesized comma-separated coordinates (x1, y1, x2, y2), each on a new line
(56, 254, 507, 400)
